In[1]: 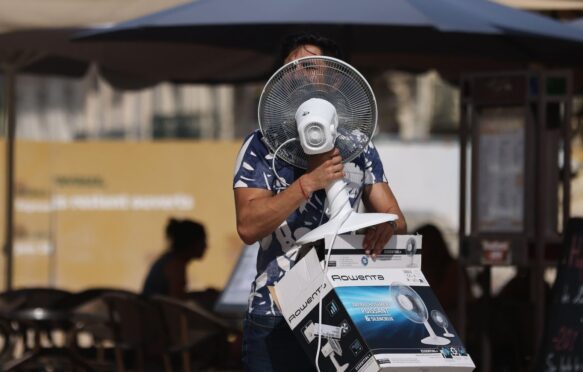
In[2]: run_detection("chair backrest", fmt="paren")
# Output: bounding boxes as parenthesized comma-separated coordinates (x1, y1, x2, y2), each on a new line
(54, 287, 136, 316)
(149, 295, 229, 342)
(0, 316, 16, 363)
(49, 288, 139, 345)
(149, 295, 231, 370)
(0, 287, 72, 310)
(150, 295, 228, 346)
(102, 292, 164, 355)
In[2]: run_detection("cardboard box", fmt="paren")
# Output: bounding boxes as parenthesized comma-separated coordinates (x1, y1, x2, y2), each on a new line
(274, 235, 475, 372)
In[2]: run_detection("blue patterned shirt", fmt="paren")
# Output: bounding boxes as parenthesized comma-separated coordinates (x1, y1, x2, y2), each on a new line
(233, 130, 387, 316)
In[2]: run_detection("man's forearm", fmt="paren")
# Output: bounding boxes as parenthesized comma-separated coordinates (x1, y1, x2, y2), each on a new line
(235, 179, 307, 244)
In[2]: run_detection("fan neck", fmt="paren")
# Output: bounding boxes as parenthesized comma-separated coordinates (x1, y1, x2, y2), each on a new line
(325, 179, 353, 220)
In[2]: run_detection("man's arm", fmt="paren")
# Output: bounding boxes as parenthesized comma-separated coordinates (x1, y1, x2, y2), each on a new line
(235, 148, 345, 244)
(235, 184, 307, 244)
(362, 182, 407, 258)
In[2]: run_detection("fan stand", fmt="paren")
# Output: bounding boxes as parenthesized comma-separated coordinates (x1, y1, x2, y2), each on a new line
(407, 251, 415, 267)
(441, 327, 455, 338)
(296, 179, 397, 245)
(405, 238, 416, 267)
(421, 320, 451, 346)
(321, 339, 349, 372)
(393, 289, 450, 346)
(431, 310, 455, 338)
(407, 254, 415, 268)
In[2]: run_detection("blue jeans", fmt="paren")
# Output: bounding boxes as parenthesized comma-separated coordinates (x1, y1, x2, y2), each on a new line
(242, 313, 316, 372)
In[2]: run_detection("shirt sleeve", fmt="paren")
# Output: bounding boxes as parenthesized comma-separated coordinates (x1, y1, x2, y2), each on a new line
(233, 131, 275, 190)
(363, 142, 388, 185)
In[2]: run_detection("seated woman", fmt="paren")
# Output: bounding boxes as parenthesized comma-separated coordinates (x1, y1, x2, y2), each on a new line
(142, 218, 207, 299)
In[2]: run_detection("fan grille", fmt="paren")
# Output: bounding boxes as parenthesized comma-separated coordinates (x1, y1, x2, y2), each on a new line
(259, 56, 377, 169)
(430, 310, 449, 328)
(390, 283, 429, 324)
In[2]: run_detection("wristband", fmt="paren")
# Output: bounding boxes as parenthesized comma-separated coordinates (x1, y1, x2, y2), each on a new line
(298, 177, 310, 200)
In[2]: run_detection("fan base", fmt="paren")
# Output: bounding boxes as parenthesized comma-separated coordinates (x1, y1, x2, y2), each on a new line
(296, 211, 398, 245)
(421, 336, 451, 346)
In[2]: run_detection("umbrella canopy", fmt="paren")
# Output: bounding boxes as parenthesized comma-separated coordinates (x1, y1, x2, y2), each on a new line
(567, 17, 583, 92)
(1, 28, 274, 87)
(569, 17, 583, 29)
(0, 0, 189, 33)
(81, 0, 583, 77)
(0, 25, 275, 289)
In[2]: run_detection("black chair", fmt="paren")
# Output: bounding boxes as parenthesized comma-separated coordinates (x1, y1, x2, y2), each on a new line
(0, 288, 72, 308)
(0, 287, 101, 371)
(0, 287, 72, 349)
(102, 292, 165, 372)
(0, 295, 23, 364)
(0, 312, 17, 365)
(149, 295, 240, 372)
(185, 289, 220, 313)
(55, 288, 138, 369)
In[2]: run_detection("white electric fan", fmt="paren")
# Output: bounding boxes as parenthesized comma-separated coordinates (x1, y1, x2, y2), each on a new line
(258, 56, 398, 245)
(431, 310, 455, 338)
(389, 282, 450, 346)
(405, 237, 417, 267)
(321, 338, 349, 372)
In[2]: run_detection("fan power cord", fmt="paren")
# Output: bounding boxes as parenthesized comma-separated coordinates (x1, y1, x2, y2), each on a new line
(315, 198, 352, 372)
(271, 138, 298, 188)
(271, 136, 352, 371)
(314, 184, 396, 368)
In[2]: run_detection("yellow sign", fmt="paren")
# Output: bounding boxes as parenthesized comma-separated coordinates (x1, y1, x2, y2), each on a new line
(2, 139, 245, 293)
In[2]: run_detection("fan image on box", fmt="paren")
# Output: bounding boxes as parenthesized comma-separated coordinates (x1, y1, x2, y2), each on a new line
(302, 320, 316, 343)
(431, 309, 455, 338)
(321, 337, 349, 372)
(405, 237, 417, 267)
(258, 56, 398, 245)
(389, 283, 450, 346)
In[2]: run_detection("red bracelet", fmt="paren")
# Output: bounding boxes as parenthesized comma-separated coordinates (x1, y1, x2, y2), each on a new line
(298, 177, 310, 200)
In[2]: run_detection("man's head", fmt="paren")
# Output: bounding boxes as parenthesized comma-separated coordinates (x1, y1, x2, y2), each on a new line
(279, 32, 343, 65)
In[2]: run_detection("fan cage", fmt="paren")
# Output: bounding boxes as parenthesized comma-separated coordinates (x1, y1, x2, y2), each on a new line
(390, 283, 429, 324)
(430, 309, 449, 328)
(259, 56, 377, 169)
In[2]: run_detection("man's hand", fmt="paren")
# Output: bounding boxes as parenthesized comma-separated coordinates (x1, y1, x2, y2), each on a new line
(301, 148, 345, 194)
(361, 182, 406, 258)
(363, 221, 396, 259)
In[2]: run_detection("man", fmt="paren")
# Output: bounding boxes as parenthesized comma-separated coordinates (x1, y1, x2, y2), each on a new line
(233, 32, 406, 371)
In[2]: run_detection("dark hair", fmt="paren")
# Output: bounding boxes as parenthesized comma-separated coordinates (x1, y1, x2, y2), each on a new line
(278, 32, 344, 65)
(165, 218, 205, 253)
(417, 224, 453, 282)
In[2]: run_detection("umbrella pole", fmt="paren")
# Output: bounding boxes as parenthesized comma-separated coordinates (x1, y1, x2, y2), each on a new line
(2, 67, 16, 291)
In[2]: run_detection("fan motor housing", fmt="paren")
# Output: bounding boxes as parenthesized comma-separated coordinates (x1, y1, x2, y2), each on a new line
(295, 98, 338, 155)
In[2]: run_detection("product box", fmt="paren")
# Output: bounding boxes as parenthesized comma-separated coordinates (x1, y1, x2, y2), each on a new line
(274, 234, 475, 372)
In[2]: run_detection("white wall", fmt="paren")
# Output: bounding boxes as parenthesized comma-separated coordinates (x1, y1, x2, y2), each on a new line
(375, 138, 460, 253)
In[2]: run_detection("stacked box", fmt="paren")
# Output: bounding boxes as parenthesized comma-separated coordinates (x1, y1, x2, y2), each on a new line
(274, 234, 475, 372)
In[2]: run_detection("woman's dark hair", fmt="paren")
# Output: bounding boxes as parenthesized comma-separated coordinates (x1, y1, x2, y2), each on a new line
(417, 224, 453, 284)
(166, 218, 205, 253)
(278, 32, 344, 65)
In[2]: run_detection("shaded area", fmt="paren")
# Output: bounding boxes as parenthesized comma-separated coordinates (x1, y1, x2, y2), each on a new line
(0, 287, 242, 371)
